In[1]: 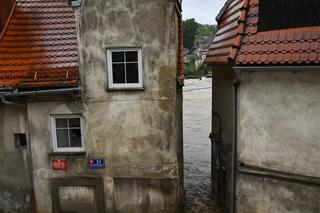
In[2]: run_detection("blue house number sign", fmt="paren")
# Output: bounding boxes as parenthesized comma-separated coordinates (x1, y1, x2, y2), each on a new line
(88, 159, 105, 169)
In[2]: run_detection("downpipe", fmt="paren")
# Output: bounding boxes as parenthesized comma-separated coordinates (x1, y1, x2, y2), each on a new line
(209, 111, 222, 205)
(0, 94, 26, 107)
(230, 75, 240, 213)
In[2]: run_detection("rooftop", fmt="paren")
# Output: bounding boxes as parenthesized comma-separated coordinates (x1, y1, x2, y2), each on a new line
(205, 0, 320, 66)
(0, 0, 79, 89)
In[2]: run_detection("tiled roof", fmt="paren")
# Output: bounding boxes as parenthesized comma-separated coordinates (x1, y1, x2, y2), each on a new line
(0, 0, 79, 89)
(204, 0, 249, 65)
(206, 0, 320, 66)
(236, 0, 320, 65)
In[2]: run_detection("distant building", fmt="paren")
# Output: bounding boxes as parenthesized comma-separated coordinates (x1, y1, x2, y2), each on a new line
(193, 36, 214, 68)
(205, 0, 320, 212)
(0, 0, 184, 212)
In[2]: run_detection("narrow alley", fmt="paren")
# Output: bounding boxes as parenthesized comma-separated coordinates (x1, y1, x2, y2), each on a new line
(183, 78, 222, 213)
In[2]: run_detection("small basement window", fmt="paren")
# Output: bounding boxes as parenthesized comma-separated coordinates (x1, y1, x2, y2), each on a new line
(107, 48, 143, 89)
(14, 133, 27, 149)
(258, 0, 320, 32)
(51, 115, 84, 152)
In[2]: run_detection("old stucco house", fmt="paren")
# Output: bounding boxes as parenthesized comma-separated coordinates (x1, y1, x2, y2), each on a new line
(205, 0, 320, 212)
(0, 0, 184, 212)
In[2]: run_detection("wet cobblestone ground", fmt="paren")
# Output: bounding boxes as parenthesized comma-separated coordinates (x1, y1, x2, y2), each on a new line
(183, 78, 222, 213)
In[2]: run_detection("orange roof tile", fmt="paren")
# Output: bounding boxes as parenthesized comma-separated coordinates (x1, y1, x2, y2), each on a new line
(204, 0, 249, 65)
(237, 0, 320, 65)
(0, 0, 79, 89)
(206, 0, 320, 66)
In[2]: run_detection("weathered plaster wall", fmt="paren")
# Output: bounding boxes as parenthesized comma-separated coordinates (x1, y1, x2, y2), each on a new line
(77, 0, 182, 212)
(0, 105, 32, 213)
(28, 100, 82, 213)
(238, 70, 320, 176)
(237, 70, 320, 212)
(237, 174, 320, 213)
(114, 178, 179, 213)
(30, 1, 182, 212)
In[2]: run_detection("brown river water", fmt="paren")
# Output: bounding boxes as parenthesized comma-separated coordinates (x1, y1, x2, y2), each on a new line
(183, 78, 222, 213)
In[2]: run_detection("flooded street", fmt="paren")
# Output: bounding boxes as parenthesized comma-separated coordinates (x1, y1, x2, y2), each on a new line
(183, 78, 221, 213)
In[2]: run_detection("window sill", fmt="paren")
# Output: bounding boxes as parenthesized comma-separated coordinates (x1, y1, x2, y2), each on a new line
(106, 87, 145, 92)
(49, 152, 86, 157)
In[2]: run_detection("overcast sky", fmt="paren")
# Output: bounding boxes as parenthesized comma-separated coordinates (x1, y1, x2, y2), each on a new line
(182, 0, 226, 24)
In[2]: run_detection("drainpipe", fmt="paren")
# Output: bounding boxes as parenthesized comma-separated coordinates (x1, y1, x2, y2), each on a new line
(0, 94, 26, 107)
(230, 74, 240, 213)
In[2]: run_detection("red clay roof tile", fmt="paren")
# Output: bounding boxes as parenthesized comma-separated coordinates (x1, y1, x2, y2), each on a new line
(206, 0, 320, 65)
(0, 0, 79, 89)
(235, 0, 320, 65)
(204, 0, 250, 65)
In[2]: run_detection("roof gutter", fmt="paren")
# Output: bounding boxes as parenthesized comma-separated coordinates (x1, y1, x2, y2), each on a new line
(233, 66, 320, 72)
(0, 87, 82, 107)
(4, 86, 82, 97)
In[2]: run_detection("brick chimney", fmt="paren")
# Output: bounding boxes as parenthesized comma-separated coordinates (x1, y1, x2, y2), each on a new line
(0, 0, 15, 35)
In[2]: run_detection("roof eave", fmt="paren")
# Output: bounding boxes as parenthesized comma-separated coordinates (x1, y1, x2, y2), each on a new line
(234, 65, 320, 71)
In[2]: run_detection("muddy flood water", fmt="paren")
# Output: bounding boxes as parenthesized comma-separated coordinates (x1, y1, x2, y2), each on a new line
(183, 78, 222, 213)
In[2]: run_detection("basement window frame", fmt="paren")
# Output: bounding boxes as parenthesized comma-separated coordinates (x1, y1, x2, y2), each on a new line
(106, 48, 144, 89)
(14, 133, 27, 149)
(51, 114, 85, 153)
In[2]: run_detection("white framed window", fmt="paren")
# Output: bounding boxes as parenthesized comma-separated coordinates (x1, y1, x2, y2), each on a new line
(51, 115, 84, 152)
(107, 48, 143, 89)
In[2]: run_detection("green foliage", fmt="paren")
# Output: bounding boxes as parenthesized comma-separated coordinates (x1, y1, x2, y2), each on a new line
(183, 18, 199, 51)
(196, 24, 217, 36)
(184, 58, 197, 76)
(195, 63, 211, 76)
(183, 18, 215, 77)
(184, 59, 211, 78)
(183, 18, 217, 51)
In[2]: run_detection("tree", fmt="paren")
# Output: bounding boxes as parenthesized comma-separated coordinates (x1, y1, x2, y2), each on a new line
(183, 18, 199, 51)
(183, 19, 217, 51)
(196, 24, 217, 36)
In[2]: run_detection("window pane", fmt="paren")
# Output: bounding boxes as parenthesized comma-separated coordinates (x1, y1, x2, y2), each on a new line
(125, 51, 138, 62)
(112, 52, 124, 62)
(56, 129, 69, 148)
(69, 129, 82, 147)
(112, 64, 126, 83)
(126, 63, 139, 83)
(56, 118, 68, 128)
(69, 118, 80, 128)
